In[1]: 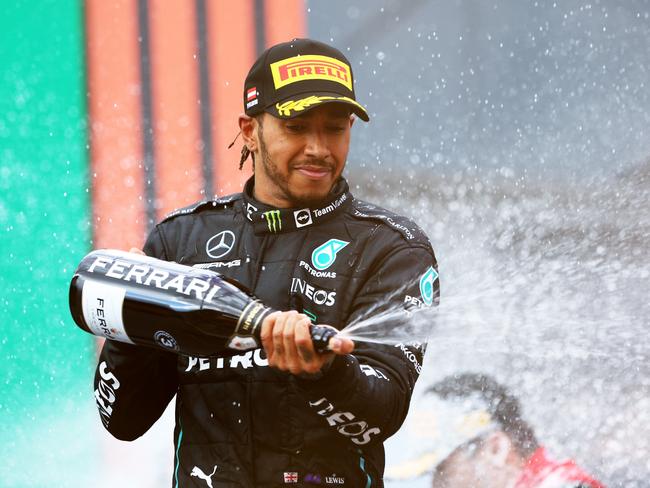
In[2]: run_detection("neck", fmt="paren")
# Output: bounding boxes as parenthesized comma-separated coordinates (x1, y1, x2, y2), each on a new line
(252, 181, 293, 208)
(250, 174, 338, 209)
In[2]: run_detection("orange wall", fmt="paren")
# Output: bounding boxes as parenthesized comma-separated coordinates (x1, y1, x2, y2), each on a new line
(264, 0, 307, 47)
(206, 0, 257, 196)
(86, 0, 306, 248)
(86, 0, 146, 249)
(148, 0, 204, 219)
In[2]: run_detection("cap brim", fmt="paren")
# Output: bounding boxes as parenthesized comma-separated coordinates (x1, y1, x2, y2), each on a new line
(266, 92, 369, 122)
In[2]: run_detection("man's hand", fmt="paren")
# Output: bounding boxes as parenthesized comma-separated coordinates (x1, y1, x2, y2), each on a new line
(129, 247, 145, 255)
(260, 311, 354, 375)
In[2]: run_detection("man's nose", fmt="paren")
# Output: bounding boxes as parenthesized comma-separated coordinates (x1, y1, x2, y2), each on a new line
(303, 131, 330, 160)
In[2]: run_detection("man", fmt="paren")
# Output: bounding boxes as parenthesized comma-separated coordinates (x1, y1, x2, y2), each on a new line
(94, 38, 439, 487)
(384, 373, 604, 488)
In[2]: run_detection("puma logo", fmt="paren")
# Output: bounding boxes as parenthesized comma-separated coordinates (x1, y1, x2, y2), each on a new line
(190, 465, 218, 487)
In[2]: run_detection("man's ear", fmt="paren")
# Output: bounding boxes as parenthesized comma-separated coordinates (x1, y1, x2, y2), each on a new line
(349, 114, 355, 128)
(485, 431, 512, 467)
(238, 114, 257, 151)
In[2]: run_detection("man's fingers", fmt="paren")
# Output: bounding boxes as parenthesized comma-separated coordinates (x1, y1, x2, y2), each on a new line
(260, 311, 281, 361)
(281, 319, 295, 357)
(262, 312, 345, 375)
(295, 318, 315, 363)
(272, 313, 289, 358)
(328, 336, 355, 355)
(283, 314, 306, 374)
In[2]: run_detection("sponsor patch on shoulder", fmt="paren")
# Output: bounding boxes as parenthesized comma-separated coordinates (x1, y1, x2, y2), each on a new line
(163, 200, 210, 221)
(213, 194, 239, 205)
(419, 266, 439, 306)
(352, 201, 430, 244)
(162, 194, 241, 222)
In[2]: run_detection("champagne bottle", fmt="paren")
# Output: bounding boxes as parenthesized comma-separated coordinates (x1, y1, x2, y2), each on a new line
(69, 249, 337, 356)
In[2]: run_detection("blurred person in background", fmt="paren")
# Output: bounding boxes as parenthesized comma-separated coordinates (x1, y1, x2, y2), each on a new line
(93, 38, 439, 487)
(385, 373, 604, 488)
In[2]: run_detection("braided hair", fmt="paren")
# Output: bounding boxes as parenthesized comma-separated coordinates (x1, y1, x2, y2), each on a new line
(238, 145, 251, 170)
(231, 115, 263, 171)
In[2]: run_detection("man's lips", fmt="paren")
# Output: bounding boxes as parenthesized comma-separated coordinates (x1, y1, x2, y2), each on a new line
(294, 165, 332, 179)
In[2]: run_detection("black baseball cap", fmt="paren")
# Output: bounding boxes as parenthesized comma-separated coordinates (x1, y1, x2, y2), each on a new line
(243, 38, 369, 122)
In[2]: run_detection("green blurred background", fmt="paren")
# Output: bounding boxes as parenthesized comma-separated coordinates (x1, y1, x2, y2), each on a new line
(0, 1, 96, 484)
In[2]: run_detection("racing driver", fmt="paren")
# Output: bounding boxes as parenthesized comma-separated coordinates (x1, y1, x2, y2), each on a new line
(93, 38, 440, 487)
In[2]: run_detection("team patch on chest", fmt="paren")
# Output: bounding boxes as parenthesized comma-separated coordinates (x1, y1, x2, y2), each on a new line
(297, 238, 352, 279)
(290, 278, 337, 307)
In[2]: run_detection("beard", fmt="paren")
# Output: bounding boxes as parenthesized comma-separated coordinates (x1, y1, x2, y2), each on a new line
(257, 126, 336, 208)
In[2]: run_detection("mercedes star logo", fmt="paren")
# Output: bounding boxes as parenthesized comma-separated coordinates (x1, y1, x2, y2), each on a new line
(206, 230, 236, 259)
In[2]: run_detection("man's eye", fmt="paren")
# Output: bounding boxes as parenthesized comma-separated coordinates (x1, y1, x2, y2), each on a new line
(286, 124, 305, 132)
(327, 126, 346, 133)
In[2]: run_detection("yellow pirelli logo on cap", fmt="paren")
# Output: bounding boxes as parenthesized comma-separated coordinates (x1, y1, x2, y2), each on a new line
(270, 54, 352, 91)
(276, 95, 365, 117)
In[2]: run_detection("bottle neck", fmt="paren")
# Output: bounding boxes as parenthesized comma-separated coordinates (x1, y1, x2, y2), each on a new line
(224, 300, 276, 351)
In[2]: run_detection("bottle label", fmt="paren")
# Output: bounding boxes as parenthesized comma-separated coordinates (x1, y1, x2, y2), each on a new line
(81, 280, 135, 344)
(226, 300, 269, 351)
(226, 335, 259, 351)
(236, 301, 266, 336)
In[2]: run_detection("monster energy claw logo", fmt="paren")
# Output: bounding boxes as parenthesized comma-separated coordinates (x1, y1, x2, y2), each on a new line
(263, 210, 282, 233)
(419, 266, 439, 306)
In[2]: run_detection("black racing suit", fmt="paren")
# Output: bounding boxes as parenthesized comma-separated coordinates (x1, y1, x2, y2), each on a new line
(94, 177, 439, 487)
